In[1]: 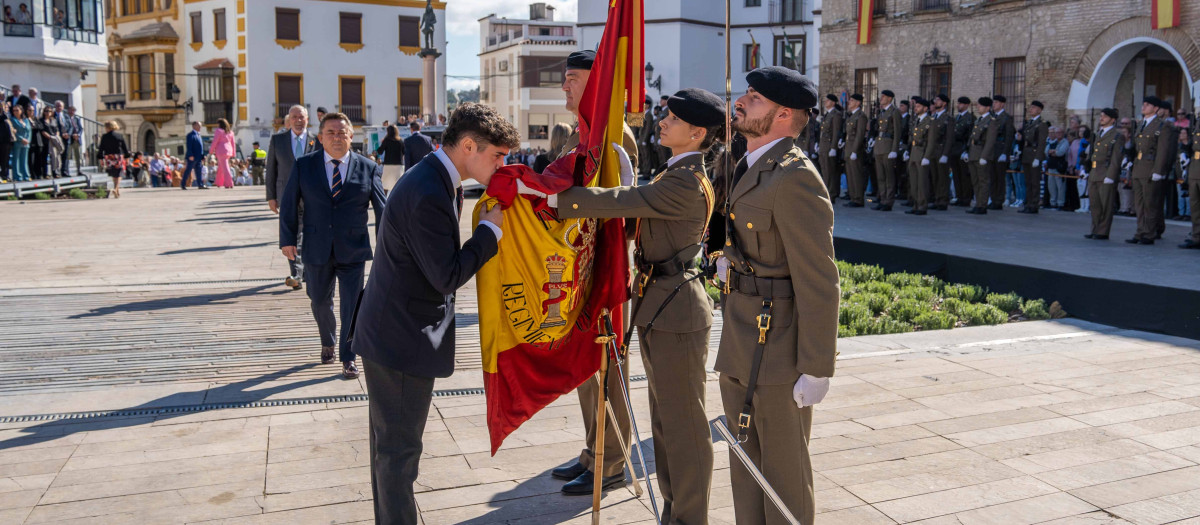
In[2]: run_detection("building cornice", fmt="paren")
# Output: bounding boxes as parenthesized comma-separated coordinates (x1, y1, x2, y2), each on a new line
(185, 0, 445, 7)
(577, 17, 812, 29)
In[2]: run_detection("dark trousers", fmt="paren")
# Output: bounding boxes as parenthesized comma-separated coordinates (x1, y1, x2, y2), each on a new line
(951, 155, 973, 204)
(845, 154, 866, 205)
(819, 154, 841, 200)
(31, 145, 47, 179)
(873, 154, 896, 206)
(990, 162, 1007, 207)
(304, 259, 364, 363)
(1089, 180, 1117, 236)
(362, 358, 435, 525)
(0, 142, 10, 181)
(58, 138, 70, 176)
(1023, 162, 1042, 211)
(1133, 177, 1165, 240)
(934, 159, 952, 207)
(182, 159, 205, 188)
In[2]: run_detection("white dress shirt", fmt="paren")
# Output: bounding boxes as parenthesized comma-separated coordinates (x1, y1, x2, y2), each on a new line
(743, 137, 787, 171)
(666, 151, 702, 168)
(431, 147, 502, 240)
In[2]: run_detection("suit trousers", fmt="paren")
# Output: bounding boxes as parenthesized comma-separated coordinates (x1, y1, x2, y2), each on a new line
(304, 260, 364, 363)
(1189, 175, 1200, 243)
(873, 154, 896, 206)
(845, 155, 866, 205)
(952, 156, 973, 204)
(182, 159, 205, 188)
(0, 142, 10, 181)
(288, 207, 305, 280)
(720, 374, 814, 525)
(1023, 163, 1042, 210)
(639, 327, 713, 525)
(68, 140, 82, 175)
(934, 160, 951, 207)
(970, 161, 991, 207)
(1132, 177, 1165, 240)
(914, 162, 934, 211)
(907, 158, 920, 204)
(576, 349, 632, 478)
(990, 162, 1007, 207)
(362, 358, 435, 525)
(818, 154, 841, 200)
(58, 138, 70, 176)
(1088, 180, 1117, 236)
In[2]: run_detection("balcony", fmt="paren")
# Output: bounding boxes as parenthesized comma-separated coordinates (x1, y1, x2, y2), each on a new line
(912, 0, 950, 11)
(396, 105, 422, 123)
(3, 22, 35, 37)
(769, 0, 812, 24)
(101, 93, 126, 110)
(274, 103, 306, 120)
(202, 101, 233, 126)
(338, 104, 370, 125)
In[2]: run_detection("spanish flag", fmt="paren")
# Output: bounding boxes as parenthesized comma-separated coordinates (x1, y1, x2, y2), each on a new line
(858, 0, 874, 45)
(472, 0, 644, 455)
(1152, 0, 1179, 29)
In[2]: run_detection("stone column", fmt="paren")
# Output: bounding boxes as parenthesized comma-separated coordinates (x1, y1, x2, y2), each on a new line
(419, 49, 441, 123)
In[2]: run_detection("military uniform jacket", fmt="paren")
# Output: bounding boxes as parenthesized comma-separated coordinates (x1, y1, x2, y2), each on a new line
(875, 105, 902, 155)
(984, 109, 1015, 161)
(558, 153, 713, 333)
(716, 137, 839, 383)
(1023, 116, 1050, 164)
(1132, 117, 1174, 179)
(927, 110, 952, 161)
(843, 109, 868, 161)
(1091, 126, 1122, 183)
(558, 124, 640, 169)
(951, 111, 975, 157)
(818, 108, 843, 160)
(909, 114, 933, 160)
(968, 113, 993, 162)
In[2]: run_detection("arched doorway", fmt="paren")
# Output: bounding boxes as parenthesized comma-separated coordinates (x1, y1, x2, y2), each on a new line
(1068, 19, 1200, 119)
(142, 128, 157, 155)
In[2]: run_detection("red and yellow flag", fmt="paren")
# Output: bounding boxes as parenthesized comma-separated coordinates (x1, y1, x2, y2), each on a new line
(473, 0, 644, 455)
(858, 0, 875, 45)
(1152, 0, 1180, 29)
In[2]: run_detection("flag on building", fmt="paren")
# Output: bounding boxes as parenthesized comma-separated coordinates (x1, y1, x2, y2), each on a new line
(748, 32, 762, 69)
(1152, 0, 1180, 29)
(858, 0, 875, 45)
(472, 0, 644, 456)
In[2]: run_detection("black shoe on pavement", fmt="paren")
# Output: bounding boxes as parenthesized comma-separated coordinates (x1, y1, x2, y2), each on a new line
(1018, 208, 1037, 214)
(1180, 240, 1200, 249)
(987, 204, 1004, 210)
(904, 209, 927, 215)
(1084, 234, 1095, 239)
(843, 202, 864, 208)
(551, 461, 588, 481)
(877, 205, 892, 211)
(561, 471, 626, 496)
(1094, 235, 1109, 240)
(1125, 238, 1142, 244)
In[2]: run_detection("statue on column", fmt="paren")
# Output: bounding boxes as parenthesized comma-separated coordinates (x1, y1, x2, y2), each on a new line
(421, 0, 436, 51)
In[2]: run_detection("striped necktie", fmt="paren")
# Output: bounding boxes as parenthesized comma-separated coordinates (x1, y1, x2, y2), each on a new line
(331, 159, 343, 199)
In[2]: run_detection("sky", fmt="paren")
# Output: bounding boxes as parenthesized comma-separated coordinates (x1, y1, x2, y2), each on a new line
(444, 0, 578, 92)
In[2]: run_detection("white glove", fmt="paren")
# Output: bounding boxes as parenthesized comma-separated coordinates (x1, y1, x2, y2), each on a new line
(838, 139, 844, 149)
(613, 143, 634, 186)
(960, 152, 969, 161)
(980, 159, 988, 166)
(939, 155, 948, 164)
(868, 138, 876, 149)
(1103, 177, 1115, 184)
(1151, 173, 1164, 182)
(515, 179, 547, 198)
(887, 151, 897, 160)
(793, 375, 830, 408)
(921, 158, 930, 166)
(829, 149, 837, 157)
(903, 151, 911, 162)
(715, 256, 729, 283)
(850, 152, 858, 161)
(1032, 159, 1040, 168)
(999, 154, 1008, 162)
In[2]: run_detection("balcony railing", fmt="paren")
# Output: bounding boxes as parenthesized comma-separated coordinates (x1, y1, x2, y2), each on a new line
(202, 101, 233, 125)
(338, 104, 370, 125)
(101, 93, 126, 110)
(913, 0, 950, 11)
(274, 102, 305, 120)
(769, 0, 811, 24)
(3, 22, 35, 37)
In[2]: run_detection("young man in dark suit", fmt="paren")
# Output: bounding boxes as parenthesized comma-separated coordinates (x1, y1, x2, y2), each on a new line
(402, 120, 434, 168)
(352, 103, 517, 524)
(267, 105, 322, 290)
(279, 112, 385, 379)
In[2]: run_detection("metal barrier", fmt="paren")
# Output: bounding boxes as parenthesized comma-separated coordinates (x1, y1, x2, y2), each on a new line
(0, 173, 102, 199)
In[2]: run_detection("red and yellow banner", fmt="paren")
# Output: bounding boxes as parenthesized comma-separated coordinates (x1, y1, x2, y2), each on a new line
(473, 0, 644, 455)
(858, 0, 874, 45)
(1152, 0, 1180, 29)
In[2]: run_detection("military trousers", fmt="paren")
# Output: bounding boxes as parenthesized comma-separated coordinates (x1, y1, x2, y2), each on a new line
(990, 162, 1008, 207)
(1088, 180, 1117, 237)
(914, 161, 934, 211)
(819, 154, 841, 201)
(907, 157, 922, 205)
(1022, 162, 1042, 210)
(970, 160, 991, 208)
(639, 327, 713, 525)
(952, 156, 973, 204)
(576, 351, 632, 478)
(873, 154, 897, 206)
(1189, 175, 1200, 243)
(1132, 176, 1165, 240)
(934, 159, 952, 207)
(845, 154, 866, 205)
(719, 374, 814, 525)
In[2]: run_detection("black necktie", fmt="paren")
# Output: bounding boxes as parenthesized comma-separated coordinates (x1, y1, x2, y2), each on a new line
(730, 158, 750, 190)
(1140, 120, 1147, 133)
(330, 159, 343, 199)
(455, 186, 464, 221)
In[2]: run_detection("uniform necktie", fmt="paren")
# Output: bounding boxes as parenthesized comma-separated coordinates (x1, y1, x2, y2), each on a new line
(330, 159, 343, 199)
(1140, 121, 1147, 133)
(455, 186, 465, 220)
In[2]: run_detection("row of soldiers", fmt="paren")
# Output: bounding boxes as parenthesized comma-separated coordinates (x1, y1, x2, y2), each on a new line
(810, 92, 1200, 248)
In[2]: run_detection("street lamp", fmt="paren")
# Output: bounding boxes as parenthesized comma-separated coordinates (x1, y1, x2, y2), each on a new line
(645, 62, 662, 94)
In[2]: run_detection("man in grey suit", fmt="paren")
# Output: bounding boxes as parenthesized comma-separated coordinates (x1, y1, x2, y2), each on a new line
(267, 105, 322, 290)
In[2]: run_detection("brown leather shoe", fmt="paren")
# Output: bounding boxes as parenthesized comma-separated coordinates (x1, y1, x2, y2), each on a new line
(342, 361, 359, 379)
(284, 276, 301, 290)
(321, 346, 335, 364)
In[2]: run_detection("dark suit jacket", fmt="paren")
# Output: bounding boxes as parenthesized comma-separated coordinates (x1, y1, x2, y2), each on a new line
(352, 153, 499, 378)
(265, 129, 321, 201)
(402, 132, 435, 168)
(185, 130, 205, 161)
(279, 151, 385, 267)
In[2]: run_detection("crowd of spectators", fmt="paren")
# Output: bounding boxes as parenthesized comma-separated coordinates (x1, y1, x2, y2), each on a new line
(2, 85, 85, 183)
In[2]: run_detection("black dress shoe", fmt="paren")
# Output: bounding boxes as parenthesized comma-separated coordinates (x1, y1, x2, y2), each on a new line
(987, 204, 1004, 210)
(1018, 209, 1037, 214)
(1094, 235, 1109, 240)
(933, 205, 948, 211)
(843, 202, 864, 208)
(561, 471, 626, 496)
(877, 205, 892, 211)
(551, 461, 587, 481)
(342, 361, 359, 379)
(966, 207, 987, 215)
(871, 204, 883, 210)
(1084, 234, 1095, 239)
(904, 209, 927, 215)
(1180, 240, 1200, 249)
(1155, 233, 1163, 240)
(901, 200, 914, 207)
(1125, 238, 1142, 244)
(1140, 238, 1154, 245)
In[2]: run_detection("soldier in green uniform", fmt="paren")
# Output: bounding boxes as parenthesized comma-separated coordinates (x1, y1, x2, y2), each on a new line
(1155, 98, 1179, 239)
(966, 97, 994, 214)
(1019, 101, 1050, 213)
(714, 66, 839, 525)
(1127, 96, 1173, 245)
(1184, 107, 1200, 249)
(843, 94, 869, 208)
(987, 95, 1015, 210)
(530, 88, 723, 524)
(930, 94, 954, 210)
(905, 97, 933, 214)
(1086, 108, 1121, 240)
(873, 89, 902, 211)
(950, 96, 976, 207)
(818, 94, 844, 202)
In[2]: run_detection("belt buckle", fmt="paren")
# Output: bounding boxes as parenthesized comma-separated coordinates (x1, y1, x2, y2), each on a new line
(637, 271, 651, 298)
(756, 299, 773, 345)
(737, 412, 752, 442)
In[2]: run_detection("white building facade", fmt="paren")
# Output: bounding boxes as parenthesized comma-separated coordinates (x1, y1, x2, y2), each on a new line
(577, 0, 820, 99)
(1, 0, 107, 118)
(478, 3, 575, 151)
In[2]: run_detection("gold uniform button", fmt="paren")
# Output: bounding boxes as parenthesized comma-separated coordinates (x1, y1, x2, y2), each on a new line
(746, 222, 754, 229)
(572, 204, 579, 209)
(725, 240, 731, 246)
(730, 213, 736, 220)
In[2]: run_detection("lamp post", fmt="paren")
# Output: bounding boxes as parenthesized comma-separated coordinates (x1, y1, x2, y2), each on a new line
(645, 62, 662, 95)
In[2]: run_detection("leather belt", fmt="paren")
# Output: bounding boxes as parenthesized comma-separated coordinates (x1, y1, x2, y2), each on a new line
(637, 256, 697, 278)
(880, 132, 894, 139)
(727, 272, 794, 298)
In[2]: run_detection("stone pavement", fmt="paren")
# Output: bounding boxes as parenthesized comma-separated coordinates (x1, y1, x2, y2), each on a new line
(2, 187, 1200, 524)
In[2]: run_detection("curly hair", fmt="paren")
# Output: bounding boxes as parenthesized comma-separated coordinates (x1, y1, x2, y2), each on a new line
(442, 103, 521, 150)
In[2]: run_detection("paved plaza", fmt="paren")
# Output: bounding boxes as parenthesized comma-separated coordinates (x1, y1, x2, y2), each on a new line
(2, 187, 1200, 524)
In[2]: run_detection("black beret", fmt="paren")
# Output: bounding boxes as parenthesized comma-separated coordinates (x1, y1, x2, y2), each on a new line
(977, 97, 993, 106)
(957, 96, 971, 104)
(993, 95, 1007, 103)
(1102, 108, 1119, 119)
(851, 93, 864, 102)
(667, 88, 726, 128)
(1143, 96, 1162, 106)
(745, 66, 817, 110)
(316, 106, 329, 113)
(1158, 99, 1172, 110)
(826, 94, 838, 103)
(660, 95, 670, 101)
(881, 89, 895, 98)
(913, 97, 929, 107)
(1030, 100, 1044, 109)
(936, 94, 951, 104)
(566, 50, 596, 70)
